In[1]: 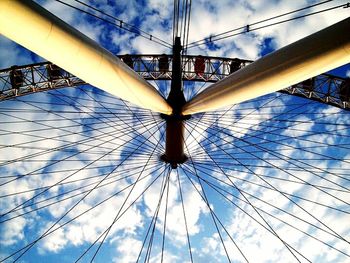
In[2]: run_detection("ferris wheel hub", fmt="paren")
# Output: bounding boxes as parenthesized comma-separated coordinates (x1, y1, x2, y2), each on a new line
(160, 37, 190, 168)
(160, 113, 190, 169)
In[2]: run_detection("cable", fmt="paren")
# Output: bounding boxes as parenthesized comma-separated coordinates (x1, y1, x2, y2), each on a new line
(53, 0, 172, 49)
(180, 0, 187, 44)
(173, 0, 180, 42)
(71, 0, 172, 48)
(183, 0, 192, 54)
(184, 0, 192, 54)
(188, 0, 334, 46)
(187, 1, 348, 48)
(172, 0, 192, 50)
(173, 0, 176, 43)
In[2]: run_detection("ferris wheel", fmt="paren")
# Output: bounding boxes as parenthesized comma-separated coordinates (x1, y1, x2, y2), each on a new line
(0, 0, 350, 262)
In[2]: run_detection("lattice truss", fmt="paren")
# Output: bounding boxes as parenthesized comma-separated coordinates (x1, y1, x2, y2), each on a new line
(1, 55, 349, 110)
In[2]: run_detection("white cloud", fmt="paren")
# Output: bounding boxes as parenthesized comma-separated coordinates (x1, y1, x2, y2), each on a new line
(0, 37, 41, 69)
(1, 0, 349, 262)
(149, 250, 179, 263)
(0, 216, 27, 246)
(38, 223, 67, 253)
(113, 237, 142, 263)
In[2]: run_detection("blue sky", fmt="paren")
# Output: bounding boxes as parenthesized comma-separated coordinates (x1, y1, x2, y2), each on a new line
(0, 0, 350, 262)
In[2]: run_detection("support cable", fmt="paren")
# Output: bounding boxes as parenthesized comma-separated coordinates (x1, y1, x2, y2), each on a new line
(0, 116, 162, 219)
(184, 124, 311, 262)
(4, 114, 165, 262)
(176, 169, 194, 262)
(194, 117, 350, 182)
(182, 164, 350, 257)
(0, 113, 162, 185)
(53, 0, 172, 48)
(135, 166, 171, 262)
(179, 165, 235, 263)
(187, 1, 347, 48)
(0, 116, 160, 170)
(0, 162, 160, 222)
(75, 87, 166, 152)
(77, 127, 165, 262)
(188, 161, 350, 216)
(161, 168, 171, 262)
(187, 120, 350, 205)
(185, 121, 349, 243)
(183, 140, 249, 262)
(1, 162, 168, 262)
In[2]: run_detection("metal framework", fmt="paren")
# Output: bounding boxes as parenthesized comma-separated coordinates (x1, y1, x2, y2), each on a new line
(1, 1, 350, 262)
(161, 37, 188, 168)
(0, 0, 172, 115)
(182, 17, 350, 115)
(1, 55, 349, 110)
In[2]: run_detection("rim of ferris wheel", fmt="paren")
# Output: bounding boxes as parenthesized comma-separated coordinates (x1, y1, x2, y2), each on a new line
(182, 17, 350, 115)
(0, 0, 172, 115)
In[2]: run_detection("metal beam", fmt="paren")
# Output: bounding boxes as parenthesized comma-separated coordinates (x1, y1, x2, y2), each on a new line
(1, 60, 349, 110)
(161, 37, 187, 168)
(0, 0, 172, 114)
(182, 17, 350, 115)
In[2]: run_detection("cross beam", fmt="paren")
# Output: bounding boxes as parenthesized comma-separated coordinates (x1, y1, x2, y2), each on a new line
(1, 58, 349, 110)
(182, 17, 350, 115)
(0, 0, 171, 114)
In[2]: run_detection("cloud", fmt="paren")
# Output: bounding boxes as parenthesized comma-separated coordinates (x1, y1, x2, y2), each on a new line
(1, 0, 349, 262)
(112, 237, 143, 263)
(38, 223, 67, 254)
(184, 89, 350, 262)
(0, 216, 27, 246)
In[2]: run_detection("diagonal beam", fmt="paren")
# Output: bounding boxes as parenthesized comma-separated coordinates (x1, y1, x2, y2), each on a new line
(182, 17, 350, 115)
(0, 0, 172, 114)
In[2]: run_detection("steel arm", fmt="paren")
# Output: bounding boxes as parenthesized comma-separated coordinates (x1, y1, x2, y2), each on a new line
(182, 17, 350, 115)
(0, 0, 172, 114)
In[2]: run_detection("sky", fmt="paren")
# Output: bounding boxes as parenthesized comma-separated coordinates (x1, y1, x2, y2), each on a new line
(0, 0, 350, 262)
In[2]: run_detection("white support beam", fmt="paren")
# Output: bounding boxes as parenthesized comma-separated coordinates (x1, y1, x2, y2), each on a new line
(0, 0, 172, 114)
(182, 17, 350, 115)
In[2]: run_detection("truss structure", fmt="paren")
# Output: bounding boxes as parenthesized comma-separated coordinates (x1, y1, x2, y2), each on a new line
(1, 55, 349, 110)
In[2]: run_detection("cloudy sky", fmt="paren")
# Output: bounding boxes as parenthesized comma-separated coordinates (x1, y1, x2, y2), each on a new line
(0, 0, 349, 262)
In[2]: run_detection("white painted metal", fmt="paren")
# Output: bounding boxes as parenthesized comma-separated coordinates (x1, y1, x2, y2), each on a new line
(0, 0, 172, 114)
(182, 17, 350, 115)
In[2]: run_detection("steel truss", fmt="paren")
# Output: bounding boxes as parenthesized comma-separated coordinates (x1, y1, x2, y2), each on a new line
(0, 54, 349, 110)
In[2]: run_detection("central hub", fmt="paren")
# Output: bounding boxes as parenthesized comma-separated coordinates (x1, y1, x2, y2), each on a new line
(160, 114, 190, 169)
(160, 37, 190, 169)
